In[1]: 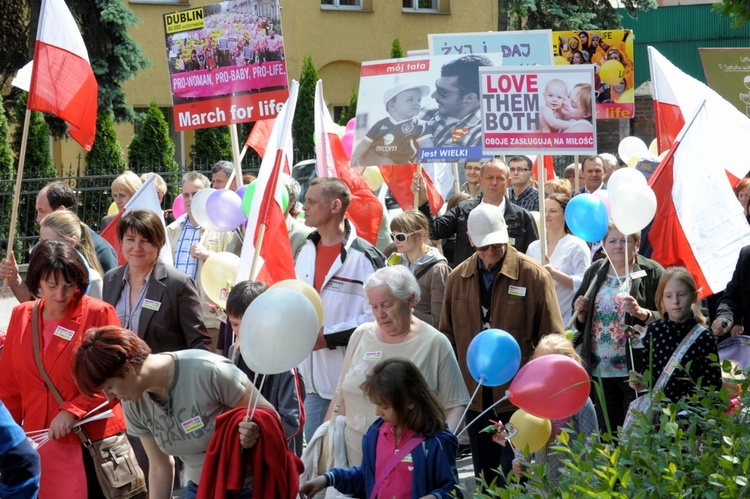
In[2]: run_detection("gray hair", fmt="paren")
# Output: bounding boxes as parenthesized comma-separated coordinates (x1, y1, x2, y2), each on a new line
(182, 171, 210, 189)
(364, 266, 421, 304)
(599, 153, 618, 169)
(212, 160, 234, 176)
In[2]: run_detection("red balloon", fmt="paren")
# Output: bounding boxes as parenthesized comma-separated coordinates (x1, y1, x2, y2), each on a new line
(507, 354, 590, 420)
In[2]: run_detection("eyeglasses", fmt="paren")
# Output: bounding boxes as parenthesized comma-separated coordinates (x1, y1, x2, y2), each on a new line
(434, 80, 460, 98)
(509, 167, 530, 173)
(391, 231, 420, 242)
(476, 243, 504, 252)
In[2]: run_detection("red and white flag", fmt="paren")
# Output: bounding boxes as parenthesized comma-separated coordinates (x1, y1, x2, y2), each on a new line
(378, 164, 444, 215)
(245, 117, 292, 175)
(236, 83, 298, 285)
(314, 80, 383, 245)
(647, 47, 750, 297)
(28, 0, 98, 150)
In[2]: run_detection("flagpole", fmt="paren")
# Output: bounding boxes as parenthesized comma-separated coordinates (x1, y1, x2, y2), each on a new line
(574, 155, 580, 194)
(414, 163, 423, 210)
(538, 155, 547, 263)
(248, 81, 299, 281)
(2, 109, 32, 292)
(229, 124, 245, 191)
(453, 162, 460, 194)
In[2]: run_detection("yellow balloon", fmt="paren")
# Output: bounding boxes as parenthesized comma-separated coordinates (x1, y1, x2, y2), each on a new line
(362, 167, 384, 191)
(200, 252, 241, 309)
(649, 138, 659, 157)
(270, 279, 324, 330)
(616, 88, 634, 103)
(107, 201, 118, 216)
(599, 60, 625, 86)
(554, 55, 569, 65)
(628, 156, 639, 168)
(509, 409, 552, 455)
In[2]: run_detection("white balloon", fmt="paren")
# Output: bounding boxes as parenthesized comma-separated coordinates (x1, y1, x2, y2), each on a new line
(191, 188, 223, 231)
(239, 288, 318, 375)
(618, 136, 648, 165)
(607, 167, 647, 198)
(611, 183, 657, 235)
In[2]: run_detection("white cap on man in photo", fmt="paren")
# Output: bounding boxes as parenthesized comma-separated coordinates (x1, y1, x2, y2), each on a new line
(467, 204, 509, 247)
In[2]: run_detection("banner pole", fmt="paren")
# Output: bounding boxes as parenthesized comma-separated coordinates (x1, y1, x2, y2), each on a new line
(452, 162, 460, 194)
(229, 124, 245, 190)
(538, 155, 547, 264)
(574, 155, 580, 194)
(414, 163, 423, 210)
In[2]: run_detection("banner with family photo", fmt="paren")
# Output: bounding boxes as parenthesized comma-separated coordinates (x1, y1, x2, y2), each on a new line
(163, 0, 289, 131)
(428, 30, 554, 66)
(480, 65, 597, 156)
(699, 48, 750, 118)
(552, 29, 634, 119)
(353, 53, 502, 166)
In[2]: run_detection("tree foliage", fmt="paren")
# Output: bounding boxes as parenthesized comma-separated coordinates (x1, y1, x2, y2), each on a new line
(716, 0, 750, 27)
(500, 0, 656, 31)
(390, 37, 405, 58)
(0, 99, 19, 253)
(293, 56, 319, 161)
(81, 112, 125, 229)
(128, 102, 178, 195)
(337, 90, 358, 126)
(192, 126, 232, 167)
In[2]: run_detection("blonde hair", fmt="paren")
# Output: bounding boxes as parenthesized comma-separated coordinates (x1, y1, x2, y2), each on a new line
(654, 267, 706, 325)
(533, 334, 582, 364)
(111, 171, 142, 197)
(391, 210, 429, 237)
(569, 83, 592, 119)
(140, 173, 167, 200)
(41, 211, 104, 276)
(545, 178, 572, 198)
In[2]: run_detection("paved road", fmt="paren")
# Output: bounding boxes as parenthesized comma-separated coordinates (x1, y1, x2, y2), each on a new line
(0, 294, 18, 333)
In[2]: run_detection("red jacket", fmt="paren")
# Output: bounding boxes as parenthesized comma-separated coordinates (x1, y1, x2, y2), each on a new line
(0, 296, 126, 445)
(198, 407, 304, 499)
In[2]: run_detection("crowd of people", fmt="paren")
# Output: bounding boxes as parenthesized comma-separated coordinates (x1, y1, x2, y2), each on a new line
(0, 155, 745, 497)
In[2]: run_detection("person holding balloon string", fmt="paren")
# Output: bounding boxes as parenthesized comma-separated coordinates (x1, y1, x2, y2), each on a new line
(300, 358, 460, 499)
(512, 334, 598, 483)
(572, 220, 663, 435)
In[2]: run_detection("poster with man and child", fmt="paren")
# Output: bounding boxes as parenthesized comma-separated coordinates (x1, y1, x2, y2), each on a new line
(479, 65, 597, 156)
(353, 53, 502, 166)
(163, 0, 288, 131)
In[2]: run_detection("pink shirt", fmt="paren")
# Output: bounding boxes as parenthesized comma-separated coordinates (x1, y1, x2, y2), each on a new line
(375, 423, 417, 498)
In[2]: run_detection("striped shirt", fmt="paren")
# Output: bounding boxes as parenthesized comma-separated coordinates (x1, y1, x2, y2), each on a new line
(174, 218, 202, 279)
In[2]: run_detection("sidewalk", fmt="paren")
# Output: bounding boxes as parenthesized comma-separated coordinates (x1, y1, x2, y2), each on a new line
(0, 294, 18, 332)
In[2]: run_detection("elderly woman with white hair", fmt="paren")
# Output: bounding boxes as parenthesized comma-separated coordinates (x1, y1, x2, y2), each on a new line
(329, 265, 470, 467)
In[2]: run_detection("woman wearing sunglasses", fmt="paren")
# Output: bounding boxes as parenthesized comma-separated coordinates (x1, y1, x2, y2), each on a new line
(388, 210, 450, 328)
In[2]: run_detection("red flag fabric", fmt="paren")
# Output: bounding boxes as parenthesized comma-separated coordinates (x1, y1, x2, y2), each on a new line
(378, 164, 444, 215)
(28, 0, 97, 151)
(237, 89, 298, 285)
(99, 213, 124, 265)
(314, 80, 382, 245)
(647, 47, 750, 297)
(532, 156, 556, 182)
(246, 119, 275, 157)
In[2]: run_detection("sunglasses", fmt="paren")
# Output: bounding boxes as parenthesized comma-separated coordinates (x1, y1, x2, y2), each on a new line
(391, 231, 420, 242)
(476, 243, 504, 252)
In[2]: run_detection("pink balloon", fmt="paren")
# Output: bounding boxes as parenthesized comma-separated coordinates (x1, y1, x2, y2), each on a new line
(341, 130, 355, 159)
(345, 117, 357, 133)
(591, 190, 611, 217)
(507, 354, 590, 420)
(172, 194, 186, 219)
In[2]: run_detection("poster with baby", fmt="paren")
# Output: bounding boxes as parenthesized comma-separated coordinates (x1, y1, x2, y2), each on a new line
(163, 0, 289, 131)
(479, 65, 597, 156)
(552, 29, 635, 120)
(353, 53, 502, 166)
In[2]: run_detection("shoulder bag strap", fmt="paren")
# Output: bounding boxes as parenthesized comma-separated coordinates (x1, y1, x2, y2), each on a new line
(651, 323, 707, 393)
(370, 436, 425, 499)
(31, 301, 90, 446)
(413, 260, 440, 281)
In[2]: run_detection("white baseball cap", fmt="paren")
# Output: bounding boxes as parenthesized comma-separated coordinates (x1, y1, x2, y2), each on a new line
(468, 204, 509, 247)
(383, 84, 431, 106)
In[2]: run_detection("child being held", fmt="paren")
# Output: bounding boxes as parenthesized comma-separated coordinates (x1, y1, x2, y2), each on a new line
(351, 84, 434, 167)
(513, 334, 598, 482)
(226, 281, 305, 455)
(539, 79, 575, 132)
(300, 358, 459, 499)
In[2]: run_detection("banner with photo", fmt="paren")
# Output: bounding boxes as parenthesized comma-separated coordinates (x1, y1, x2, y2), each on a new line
(163, 1, 288, 131)
(552, 29, 634, 119)
(480, 65, 596, 156)
(428, 30, 553, 66)
(699, 48, 750, 118)
(353, 53, 502, 166)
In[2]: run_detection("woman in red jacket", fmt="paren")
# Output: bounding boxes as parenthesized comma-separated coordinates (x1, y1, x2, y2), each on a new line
(0, 241, 127, 498)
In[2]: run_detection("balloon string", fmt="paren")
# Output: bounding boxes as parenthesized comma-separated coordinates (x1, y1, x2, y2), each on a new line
(456, 395, 508, 439)
(455, 379, 484, 434)
(245, 372, 267, 421)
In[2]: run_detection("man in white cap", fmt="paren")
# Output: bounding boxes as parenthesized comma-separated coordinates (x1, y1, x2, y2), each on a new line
(440, 203, 564, 485)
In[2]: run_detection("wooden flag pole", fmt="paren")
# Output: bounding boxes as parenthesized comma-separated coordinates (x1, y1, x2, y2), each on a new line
(452, 162, 460, 195)
(414, 163, 423, 210)
(574, 155, 580, 194)
(2, 109, 31, 293)
(229, 124, 245, 191)
(538, 155, 548, 264)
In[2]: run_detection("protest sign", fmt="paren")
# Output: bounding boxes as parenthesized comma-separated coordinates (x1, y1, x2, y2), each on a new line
(353, 53, 502, 165)
(428, 30, 553, 66)
(699, 48, 750, 118)
(553, 29, 634, 119)
(163, 1, 288, 131)
(480, 65, 596, 156)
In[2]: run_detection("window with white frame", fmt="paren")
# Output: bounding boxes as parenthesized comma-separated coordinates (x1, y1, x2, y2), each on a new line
(402, 0, 439, 11)
(321, 0, 363, 9)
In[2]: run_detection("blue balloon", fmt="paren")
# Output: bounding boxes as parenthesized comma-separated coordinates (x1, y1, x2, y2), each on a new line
(564, 194, 609, 243)
(466, 329, 522, 387)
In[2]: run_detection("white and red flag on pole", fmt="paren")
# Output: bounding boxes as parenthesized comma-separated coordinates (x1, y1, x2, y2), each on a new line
(314, 80, 383, 245)
(236, 82, 298, 285)
(28, 0, 98, 150)
(379, 164, 444, 215)
(647, 47, 750, 297)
